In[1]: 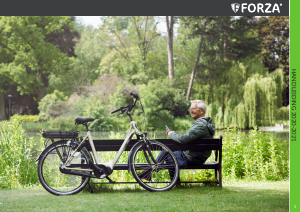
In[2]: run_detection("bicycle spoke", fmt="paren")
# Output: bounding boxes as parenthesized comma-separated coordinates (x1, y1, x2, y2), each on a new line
(130, 140, 179, 192)
(38, 141, 91, 195)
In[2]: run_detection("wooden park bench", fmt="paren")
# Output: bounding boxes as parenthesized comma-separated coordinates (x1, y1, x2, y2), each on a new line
(85, 135, 223, 187)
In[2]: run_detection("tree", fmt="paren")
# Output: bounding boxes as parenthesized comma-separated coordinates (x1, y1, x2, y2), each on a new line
(185, 16, 209, 100)
(0, 16, 76, 101)
(129, 16, 160, 68)
(256, 16, 289, 106)
(177, 16, 262, 101)
(98, 16, 163, 85)
(166, 16, 175, 79)
(0, 16, 80, 118)
(48, 25, 109, 96)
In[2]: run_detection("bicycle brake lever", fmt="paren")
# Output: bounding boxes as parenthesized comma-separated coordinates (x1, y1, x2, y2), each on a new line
(116, 109, 126, 117)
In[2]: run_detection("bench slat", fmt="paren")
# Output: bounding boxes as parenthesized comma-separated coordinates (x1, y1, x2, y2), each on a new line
(92, 138, 220, 145)
(86, 139, 221, 151)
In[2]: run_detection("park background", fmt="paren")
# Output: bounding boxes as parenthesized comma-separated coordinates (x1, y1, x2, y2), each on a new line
(0, 16, 290, 211)
(0, 16, 289, 132)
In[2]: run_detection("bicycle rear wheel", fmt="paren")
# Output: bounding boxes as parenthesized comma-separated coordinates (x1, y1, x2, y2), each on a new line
(130, 140, 179, 192)
(37, 140, 91, 195)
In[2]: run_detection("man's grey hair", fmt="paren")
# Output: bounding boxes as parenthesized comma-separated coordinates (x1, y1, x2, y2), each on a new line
(191, 100, 207, 113)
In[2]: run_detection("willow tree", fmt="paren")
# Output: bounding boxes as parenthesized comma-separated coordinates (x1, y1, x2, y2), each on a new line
(244, 70, 285, 127)
(177, 16, 262, 102)
(204, 58, 285, 129)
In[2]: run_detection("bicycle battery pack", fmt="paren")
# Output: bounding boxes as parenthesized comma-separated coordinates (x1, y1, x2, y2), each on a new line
(42, 130, 79, 139)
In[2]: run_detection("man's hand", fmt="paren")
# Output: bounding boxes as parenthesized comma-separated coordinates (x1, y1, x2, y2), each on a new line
(166, 129, 174, 137)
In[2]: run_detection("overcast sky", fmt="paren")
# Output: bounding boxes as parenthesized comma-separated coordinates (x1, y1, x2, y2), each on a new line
(76, 16, 168, 34)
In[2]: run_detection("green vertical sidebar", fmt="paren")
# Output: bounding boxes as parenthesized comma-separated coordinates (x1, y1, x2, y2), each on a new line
(290, 0, 299, 210)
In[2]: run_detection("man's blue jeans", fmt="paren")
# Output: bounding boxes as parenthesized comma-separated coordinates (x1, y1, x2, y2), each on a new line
(155, 150, 195, 182)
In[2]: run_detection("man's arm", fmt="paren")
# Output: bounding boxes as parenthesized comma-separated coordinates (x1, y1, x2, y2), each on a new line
(169, 122, 206, 144)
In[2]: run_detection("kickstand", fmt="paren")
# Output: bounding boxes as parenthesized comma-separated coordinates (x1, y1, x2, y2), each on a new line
(106, 176, 115, 183)
(87, 182, 94, 193)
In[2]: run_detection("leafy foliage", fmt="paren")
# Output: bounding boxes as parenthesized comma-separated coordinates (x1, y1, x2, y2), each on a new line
(138, 78, 190, 130)
(38, 90, 68, 121)
(0, 116, 42, 188)
(222, 127, 289, 181)
(83, 100, 113, 131)
(0, 16, 77, 100)
(10, 114, 38, 123)
(256, 17, 289, 75)
(193, 58, 286, 129)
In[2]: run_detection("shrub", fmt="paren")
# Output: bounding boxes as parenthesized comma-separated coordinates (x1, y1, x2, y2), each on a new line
(83, 100, 114, 131)
(49, 116, 84, 131)
(138, 78, 190, 130)
(0, 115, 42, 188)
(10, 114, 39, 123)
(38, 90, 68, 121)
(276, 105, 289, 120)
(222, 127, 289, 181)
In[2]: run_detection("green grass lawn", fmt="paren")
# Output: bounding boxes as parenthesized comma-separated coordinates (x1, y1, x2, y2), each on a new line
(0, 180, 289, 212)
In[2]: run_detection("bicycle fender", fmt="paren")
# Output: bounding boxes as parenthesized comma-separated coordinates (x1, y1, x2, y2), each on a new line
(127, 140, 145, 173)
(35, 140, 93, 163)
(35, 139, 65, 162)
(35, 149, 46, 162)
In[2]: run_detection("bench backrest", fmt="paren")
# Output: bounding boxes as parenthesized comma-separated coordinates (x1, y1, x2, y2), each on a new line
(86, 135, 223, 152)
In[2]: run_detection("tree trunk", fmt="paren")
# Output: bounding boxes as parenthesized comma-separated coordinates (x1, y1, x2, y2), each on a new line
(223, 16, 230, 60)
(0, 94, 7, 120)
(186, 16, 209, 101)
(37, 85, 46, 102)
(36, 71, 48, 101)
(166, 16, 174, 79)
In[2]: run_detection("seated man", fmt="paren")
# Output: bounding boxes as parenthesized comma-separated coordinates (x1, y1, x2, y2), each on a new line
(139, 100, 215, 182)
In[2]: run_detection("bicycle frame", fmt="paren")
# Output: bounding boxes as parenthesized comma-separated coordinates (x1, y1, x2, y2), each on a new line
(61, 120, 143, 172)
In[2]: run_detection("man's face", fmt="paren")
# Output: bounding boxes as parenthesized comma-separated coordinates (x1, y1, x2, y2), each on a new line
(190, 102, 204, 120)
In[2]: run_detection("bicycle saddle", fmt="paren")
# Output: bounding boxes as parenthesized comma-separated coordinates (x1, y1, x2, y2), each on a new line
(74, 117, 95, 125)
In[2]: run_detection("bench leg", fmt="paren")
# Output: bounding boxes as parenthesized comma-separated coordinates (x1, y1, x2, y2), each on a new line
(215, 169, 217, 182)
(219, 166, 222, 188)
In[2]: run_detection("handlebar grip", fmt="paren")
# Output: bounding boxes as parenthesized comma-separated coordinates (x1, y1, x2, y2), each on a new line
(130, 92, 140, 100)
(111, 108, 122, 114)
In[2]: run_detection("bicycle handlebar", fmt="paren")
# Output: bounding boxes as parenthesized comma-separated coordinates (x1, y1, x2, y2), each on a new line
(110, 106, 126, 114)
(110, 93, 145, 127)
(130, 92, 140, 100)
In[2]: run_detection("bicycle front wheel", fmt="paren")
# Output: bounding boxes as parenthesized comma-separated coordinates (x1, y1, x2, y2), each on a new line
(130, 140, 179, 192)
(37, 140, 91, 195)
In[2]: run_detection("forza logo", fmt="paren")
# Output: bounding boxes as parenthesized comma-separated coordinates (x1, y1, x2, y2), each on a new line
(231, 3, 240, 13)
(231, 3, 282, 13)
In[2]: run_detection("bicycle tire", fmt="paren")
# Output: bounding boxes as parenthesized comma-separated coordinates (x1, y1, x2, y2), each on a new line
(130, 140, 179, 192)
(37, 140, 91, 195)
